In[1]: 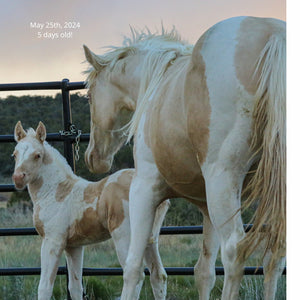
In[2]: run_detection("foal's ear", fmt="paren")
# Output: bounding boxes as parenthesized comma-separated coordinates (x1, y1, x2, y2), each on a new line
(124, 96, 136, 111)
(36, 121, 47, 143)
(14, 121, 26, 142)
(83, 45, 104, 71)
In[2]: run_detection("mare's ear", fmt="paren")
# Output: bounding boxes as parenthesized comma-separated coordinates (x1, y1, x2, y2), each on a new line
(36, 121, 47, 143)
(14, 121, 26, 142)
(83, 45, 104, 71)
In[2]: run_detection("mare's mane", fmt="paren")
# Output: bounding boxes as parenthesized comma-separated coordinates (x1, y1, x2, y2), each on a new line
(85, 27, 191, 84)
(84, 27, 193, 139)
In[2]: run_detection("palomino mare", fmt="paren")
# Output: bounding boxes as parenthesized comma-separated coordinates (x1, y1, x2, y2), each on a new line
(84, 16, 286, 299)
(12, 121, 169, 300)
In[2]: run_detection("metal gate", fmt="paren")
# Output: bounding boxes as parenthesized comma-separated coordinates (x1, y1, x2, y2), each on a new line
(0, 79, 286, 298)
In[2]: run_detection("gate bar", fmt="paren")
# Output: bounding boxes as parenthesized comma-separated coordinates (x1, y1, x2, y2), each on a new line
(0, 225, 256, 236)
(0, 266, 286, 277)
(0, 81, 85, 91)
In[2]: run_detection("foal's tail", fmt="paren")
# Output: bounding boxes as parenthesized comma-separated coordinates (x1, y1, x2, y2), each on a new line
(238, 31, 286, 267)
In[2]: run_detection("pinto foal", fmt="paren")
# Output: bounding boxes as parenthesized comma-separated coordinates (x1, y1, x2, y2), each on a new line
(12, 121, 169, 300)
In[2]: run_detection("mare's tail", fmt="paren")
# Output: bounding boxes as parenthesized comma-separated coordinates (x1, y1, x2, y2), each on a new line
(238, 30, 286, 269)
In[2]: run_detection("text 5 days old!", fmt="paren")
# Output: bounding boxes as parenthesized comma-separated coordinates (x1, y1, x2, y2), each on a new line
(37, 32, 59, 39)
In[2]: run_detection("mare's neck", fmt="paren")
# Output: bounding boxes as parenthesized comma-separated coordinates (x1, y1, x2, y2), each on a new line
(111, 54, 143, 102)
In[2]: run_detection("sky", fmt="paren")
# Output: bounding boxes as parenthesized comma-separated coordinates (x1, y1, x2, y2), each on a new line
(0, 0, 286, 98)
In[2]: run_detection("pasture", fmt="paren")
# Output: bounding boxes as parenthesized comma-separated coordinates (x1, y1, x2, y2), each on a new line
(0, 85, 286, 298)
(0, 206, 286, 299)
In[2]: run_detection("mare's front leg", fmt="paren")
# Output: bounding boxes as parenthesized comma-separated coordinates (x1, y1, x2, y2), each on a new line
(111, 214, 144, 299)
(65, 246, 84, 300)
(263, 250, 286, 300)
(121, 170, 168, 300)
(38, 237, 65, 300)
(194, 204, 220, 300)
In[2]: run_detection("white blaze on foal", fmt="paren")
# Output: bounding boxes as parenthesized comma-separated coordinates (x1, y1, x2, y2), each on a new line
(12, 121, 169, 300)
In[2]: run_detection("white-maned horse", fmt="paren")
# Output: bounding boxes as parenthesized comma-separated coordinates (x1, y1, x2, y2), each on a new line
(12, 121, 169, 300)
(83, 16, 286, 300)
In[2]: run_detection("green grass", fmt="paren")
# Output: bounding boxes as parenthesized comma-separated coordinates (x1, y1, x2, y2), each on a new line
(0, 207, 286, 299)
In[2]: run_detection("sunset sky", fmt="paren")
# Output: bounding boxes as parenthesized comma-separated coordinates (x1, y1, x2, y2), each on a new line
(0, 0, 286, 98)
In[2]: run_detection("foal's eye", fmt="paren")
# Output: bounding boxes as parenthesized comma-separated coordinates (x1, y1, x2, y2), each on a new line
(86, 92, 92, 103)
(11, 153, 16, 160)
(34, 154, 41, 160)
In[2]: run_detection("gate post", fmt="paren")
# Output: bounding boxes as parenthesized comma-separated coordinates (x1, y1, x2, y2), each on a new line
(61, 78, 75, 171)
(61, 78, 73, 300)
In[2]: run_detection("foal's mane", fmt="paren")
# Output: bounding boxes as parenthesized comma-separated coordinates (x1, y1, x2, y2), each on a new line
(85, 27, 193, 139)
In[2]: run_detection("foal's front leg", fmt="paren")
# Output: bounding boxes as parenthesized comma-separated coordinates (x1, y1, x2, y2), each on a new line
(65, 246, 84, 300)
(38, 237, 65, 300)
(121, 173, 166, 300)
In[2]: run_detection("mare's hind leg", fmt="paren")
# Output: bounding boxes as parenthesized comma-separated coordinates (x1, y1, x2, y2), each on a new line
(203, 168, 246, 300)
(194, 204, 220, 300)
(144, 200, 170, 299)
(263, 250, 286, 300)
(65, 246, 84, 300)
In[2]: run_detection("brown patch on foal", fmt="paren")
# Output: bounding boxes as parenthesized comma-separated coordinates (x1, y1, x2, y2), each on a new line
(33, 204, 45, 237)
(67, 170, 133, 246)
(103, 170, 133, 232)
(83, 177, 109, 204)
(67, 206, 110, 246)
(28, 176, 44, 202)
(55, 175, 78, 202)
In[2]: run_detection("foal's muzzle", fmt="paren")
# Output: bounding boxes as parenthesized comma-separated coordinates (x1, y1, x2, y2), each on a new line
(12, 171, 27, 190)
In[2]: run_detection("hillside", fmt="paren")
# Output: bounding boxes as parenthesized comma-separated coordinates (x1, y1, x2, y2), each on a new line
(0, 93, 133, 181)
(0, 93, 203, 225)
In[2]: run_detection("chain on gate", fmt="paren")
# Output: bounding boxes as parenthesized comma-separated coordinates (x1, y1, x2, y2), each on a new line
(59, 124, 82, 161)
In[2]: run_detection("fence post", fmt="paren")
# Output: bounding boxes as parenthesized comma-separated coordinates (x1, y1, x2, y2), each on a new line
(61, 78, 75, 171)
(61, 78, 73, 300)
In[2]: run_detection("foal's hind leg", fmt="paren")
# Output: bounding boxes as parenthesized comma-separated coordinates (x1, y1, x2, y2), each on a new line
(194, 204, 220, 300)
(203, 168, 246, 300)
(263, 250, 286, 300)
(144, 200, 170, 299)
